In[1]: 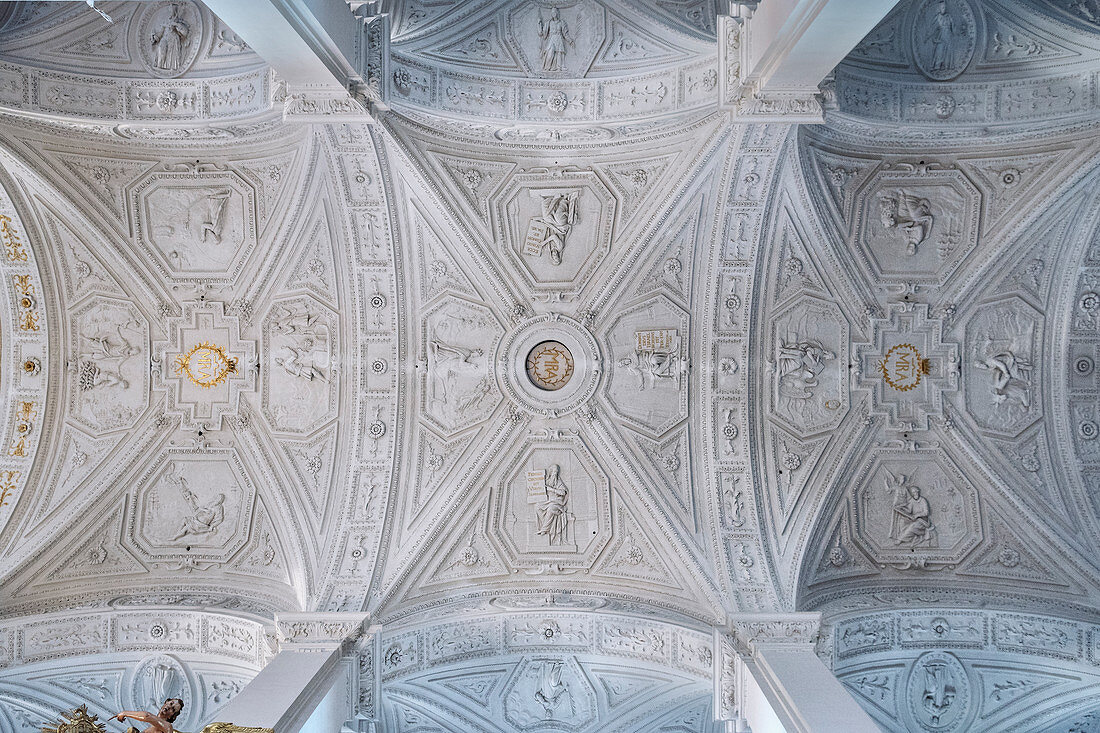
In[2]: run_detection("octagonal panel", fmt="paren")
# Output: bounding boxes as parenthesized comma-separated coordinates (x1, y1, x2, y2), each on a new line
(850, 450, 982, 570)
(854, 166, 980, 283)
(503, 656, 598, 730)
(490, 437, 611, 569)
(604, 294, 689, 438)
(261, 295, 339, 435)
(68, 296, 149, 434)
(493, 170, 615, 295)
(130, 165, 257, 278)
(130, 450, 256, 565)
(420, 296, 504, 437)
(964, 296, 1042, 438)
(766, 295, 849, 439)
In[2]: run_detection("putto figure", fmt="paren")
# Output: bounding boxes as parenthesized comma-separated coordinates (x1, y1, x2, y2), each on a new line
(115, 698, 184, 733)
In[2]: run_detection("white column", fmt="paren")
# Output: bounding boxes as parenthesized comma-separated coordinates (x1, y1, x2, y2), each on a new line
(213, 613, 370, 733)
(200, 0, 388, 121)
(720, 613, 880, 733)
(719, 0, 900, 122)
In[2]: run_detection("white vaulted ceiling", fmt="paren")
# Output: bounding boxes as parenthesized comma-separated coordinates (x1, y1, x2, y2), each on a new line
(0, 0, 1099, 731)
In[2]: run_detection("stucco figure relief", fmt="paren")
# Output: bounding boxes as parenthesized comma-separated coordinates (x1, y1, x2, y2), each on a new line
(534, 660, 572, 717)
(886, 470, 936, 548)
(524, 192, 579, 265)
(421, 300, 501, 435)
(530, 464, 570, 547)
(76, 320, 142, 391)
(853, 454, 979, 569)
(974, 348, 1032, 408)
(166, 469, 227, 542)
(537, 8, 573, 72)
(265, 300, 335, 432)
(774, 333, 837, 423)
(911, 0, 976, 82)
(151, 4, 191, 71)
(618, 328, 686, 391)
(878, 189, 935, 256)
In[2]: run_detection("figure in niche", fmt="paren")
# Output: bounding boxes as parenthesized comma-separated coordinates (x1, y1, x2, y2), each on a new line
(774, 337, 835, 411)
(534, 660, 572, 718)
(525, 192, 579, 265)
(426, 336, 483, 409)
(535, 464, 570, 546)
(879, 189, 935, 255)
(276, 339, 327, 382)
(168, 472, 227, 541)
(885, 470, 936, 547)
(151, 3, 190, 71)
(921, 659, 957, 725)
(115, 698, 183, 733)
(923, 1, 961, 74)
(537, 8, 572, 72)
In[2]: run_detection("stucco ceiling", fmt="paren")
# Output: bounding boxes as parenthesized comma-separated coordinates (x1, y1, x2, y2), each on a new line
(0, 0, 1099, 730)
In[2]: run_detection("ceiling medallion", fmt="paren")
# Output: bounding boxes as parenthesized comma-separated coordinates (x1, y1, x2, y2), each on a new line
(173, 341, 238, 389)
(526, 341, 574, 391)
(879, 343, 929, 392)
(500, 314, 600, 416)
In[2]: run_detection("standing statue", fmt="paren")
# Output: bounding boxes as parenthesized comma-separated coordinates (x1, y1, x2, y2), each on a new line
(115, 698, 184, 733)
(924, 1, 957, 74)
(151, 4, 190, 71)
(537, 8, 572, 72)
(535, 464, 570, 546)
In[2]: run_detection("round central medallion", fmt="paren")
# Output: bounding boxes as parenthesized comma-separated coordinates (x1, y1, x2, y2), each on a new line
(526, 341, 574, 391)
(499, 314, 600, 416)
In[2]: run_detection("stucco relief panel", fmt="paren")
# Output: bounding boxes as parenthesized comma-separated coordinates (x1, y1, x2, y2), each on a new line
(490, 437, 611, 569)
(603, 294, 689, 438)
(493, 170, 615, 295)
(419, 297, 503, 437)
(850, 450, 982, 570)
(766, 295, 849, 439)
(130, 164, 257, 279)
(853, 165, 980, 283)
(964, 297, 1042, 438)
(505, 1, 606, 77)
(129, 451, 256, 567)
(262, 295, 339, 435)
(67, 296, 149, 433)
